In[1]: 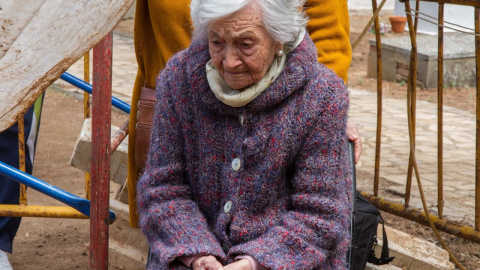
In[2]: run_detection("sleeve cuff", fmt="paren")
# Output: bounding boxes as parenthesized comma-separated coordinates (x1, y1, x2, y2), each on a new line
(236, 255, 266, 270)
(178, 254, 202, 267)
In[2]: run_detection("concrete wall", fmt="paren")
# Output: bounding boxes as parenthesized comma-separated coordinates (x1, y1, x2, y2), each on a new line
(367, 32, 477, 89)
(348, 0, 395, 13)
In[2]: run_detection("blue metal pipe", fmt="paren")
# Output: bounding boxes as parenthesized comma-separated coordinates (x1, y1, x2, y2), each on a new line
(60, 72, 131, 114)
(0, 161, 116, 223)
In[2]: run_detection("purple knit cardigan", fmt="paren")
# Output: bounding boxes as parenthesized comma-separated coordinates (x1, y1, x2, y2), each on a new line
(137, 33, 352, 270)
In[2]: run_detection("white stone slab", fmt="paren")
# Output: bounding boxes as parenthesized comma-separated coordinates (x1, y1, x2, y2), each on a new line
(70, 118, 128, 185)
(377, 226, 455, 270)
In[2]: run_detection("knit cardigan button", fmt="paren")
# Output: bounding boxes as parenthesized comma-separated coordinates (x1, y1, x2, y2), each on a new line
(231, 158, 241, 171)
(224, 201, 232, 213)
(239, 115, 245, 126)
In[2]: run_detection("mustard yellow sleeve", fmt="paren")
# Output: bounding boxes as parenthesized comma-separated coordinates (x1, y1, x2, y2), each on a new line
(305, 0, 351, 83)
(129, 0, 193, 227)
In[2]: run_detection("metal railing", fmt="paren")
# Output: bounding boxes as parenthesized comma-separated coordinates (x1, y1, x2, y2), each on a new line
(362, 0, 480, 267)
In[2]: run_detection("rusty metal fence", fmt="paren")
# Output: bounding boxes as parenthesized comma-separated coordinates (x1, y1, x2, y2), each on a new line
(363, 0, 480, 260)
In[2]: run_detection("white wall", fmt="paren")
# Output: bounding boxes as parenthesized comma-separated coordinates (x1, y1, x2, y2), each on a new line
(348, 0, 395, 13)
(393, 0, 474, 34)
(347, 0, 475, 35)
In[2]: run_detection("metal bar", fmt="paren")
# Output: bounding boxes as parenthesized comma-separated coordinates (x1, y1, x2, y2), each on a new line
(60, 72, 130, 114)
(0, 205, 88, 219)
(90, 33, 113, 270)
(348, 141, 356, 270)
(363, 193, 480, 244)
(17, 114, 27, 206)
(437, 3, 445, 219)
(372, 0, 383, 196)
(84, 51, 91, 119)
(111, 120, 129, 153)
(84, 51, 92, 200)
(414, 0, 420, 33)
(399, 0, 480, 8)
(0, 161, 115, 222)
(475, 7, 480, 231)
(405, 1, 418, 207)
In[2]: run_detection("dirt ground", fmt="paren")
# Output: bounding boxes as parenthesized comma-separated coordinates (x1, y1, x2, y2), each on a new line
(6, 90, 129, 269)
(6, 13, 480, 270)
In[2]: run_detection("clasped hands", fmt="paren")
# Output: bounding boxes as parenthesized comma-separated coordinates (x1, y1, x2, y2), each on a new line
(192, 255, 251, 270)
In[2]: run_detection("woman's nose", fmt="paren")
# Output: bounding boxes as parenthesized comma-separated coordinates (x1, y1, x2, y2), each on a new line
(223, 47, 242, 69)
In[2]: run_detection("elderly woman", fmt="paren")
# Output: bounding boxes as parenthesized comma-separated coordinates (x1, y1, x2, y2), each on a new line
(137, 0, 352, 269)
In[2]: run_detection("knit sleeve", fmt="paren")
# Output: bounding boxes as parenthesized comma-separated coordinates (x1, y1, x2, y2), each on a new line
(305, 0, 351, 83)
(230, 78, 353, 269)
(136, 56, 225, 269)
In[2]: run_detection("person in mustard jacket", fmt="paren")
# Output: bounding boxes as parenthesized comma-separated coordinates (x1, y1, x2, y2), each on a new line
(127, 0, 359, 227)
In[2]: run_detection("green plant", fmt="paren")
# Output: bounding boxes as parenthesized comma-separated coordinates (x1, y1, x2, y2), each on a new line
(357, 78, 363, 86)
(398, 80, 406, 87)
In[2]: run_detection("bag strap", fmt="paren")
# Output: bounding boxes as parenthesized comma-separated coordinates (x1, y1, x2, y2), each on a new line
(369, 216, 395, 265)
(140, 86, 156, 101)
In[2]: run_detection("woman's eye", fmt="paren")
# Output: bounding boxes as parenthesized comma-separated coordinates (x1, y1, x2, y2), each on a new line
(241, 42, 253, 48)
(209, 38, 222, 46)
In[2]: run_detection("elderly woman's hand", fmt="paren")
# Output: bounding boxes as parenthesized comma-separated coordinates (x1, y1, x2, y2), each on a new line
(347, 121, 362, 164)
(223, 259, 252, 270)
(192, 255, 225, 270)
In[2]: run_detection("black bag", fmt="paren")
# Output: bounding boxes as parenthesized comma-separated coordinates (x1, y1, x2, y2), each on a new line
(350, 190, 395, 270)
(348, 142, 395, 270)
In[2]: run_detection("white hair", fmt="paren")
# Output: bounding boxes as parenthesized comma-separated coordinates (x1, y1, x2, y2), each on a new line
(190, 0, 308, 46)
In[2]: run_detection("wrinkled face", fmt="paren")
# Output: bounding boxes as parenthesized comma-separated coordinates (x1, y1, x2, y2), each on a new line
(208, 4, 282, 90)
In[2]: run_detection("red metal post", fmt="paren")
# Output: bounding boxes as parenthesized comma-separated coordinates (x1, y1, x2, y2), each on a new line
(90, 33, 113, 269)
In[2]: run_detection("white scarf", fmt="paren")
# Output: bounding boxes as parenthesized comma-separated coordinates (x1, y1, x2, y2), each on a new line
(206, 29, 305, 107)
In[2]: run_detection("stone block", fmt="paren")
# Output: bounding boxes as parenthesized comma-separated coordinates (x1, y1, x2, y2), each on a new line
(366, 262, 403, 270)
(69, 118, 128, 185)
(368, 32, 476, 89)
(376, 225, 454, 270)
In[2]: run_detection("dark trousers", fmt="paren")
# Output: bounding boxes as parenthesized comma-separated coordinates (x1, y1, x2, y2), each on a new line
(0, 94, 44, 253)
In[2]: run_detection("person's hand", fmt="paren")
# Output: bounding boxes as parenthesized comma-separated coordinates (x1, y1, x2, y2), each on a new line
(223, 259, 252, 270)
(347, 121, 362, 164)
(192, 255, 225, 270)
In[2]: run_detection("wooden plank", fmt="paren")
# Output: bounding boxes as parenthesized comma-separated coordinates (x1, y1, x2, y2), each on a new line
(69, 118, 128, 186)
(0, 0, 45, 59)
(0, 0, 134, 132)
